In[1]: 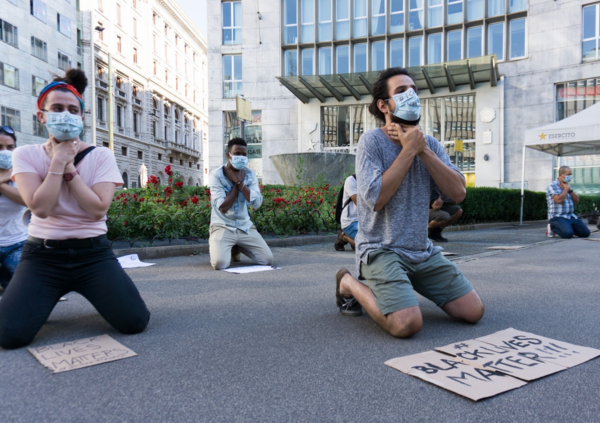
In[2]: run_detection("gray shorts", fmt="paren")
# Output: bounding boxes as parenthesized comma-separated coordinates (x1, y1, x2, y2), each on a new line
(429, 205, 461, 222)
(359, 250, 474, 315)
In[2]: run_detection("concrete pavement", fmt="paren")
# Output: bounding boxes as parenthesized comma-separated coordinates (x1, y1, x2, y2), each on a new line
(1, 227, 599, 422)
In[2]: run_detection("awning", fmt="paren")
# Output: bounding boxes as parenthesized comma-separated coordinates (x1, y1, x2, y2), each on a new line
(523, 102, 600, 156)
(276, 55, 499, 103)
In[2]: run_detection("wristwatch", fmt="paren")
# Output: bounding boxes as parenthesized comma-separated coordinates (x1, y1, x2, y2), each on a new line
(64, 170, 79, 182)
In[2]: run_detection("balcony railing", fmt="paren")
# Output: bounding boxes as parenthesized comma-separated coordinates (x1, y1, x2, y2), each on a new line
(96, 80, 108, 90)
(133, 98, 142, 106)
(117, 90, 127, 98)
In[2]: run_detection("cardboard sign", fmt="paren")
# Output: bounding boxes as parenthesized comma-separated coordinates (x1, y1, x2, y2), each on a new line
(28, 335, 137, 374)
(117, 254, 155, 269)
(435, 339, 566, 381)
(385, 350, 526, 401)
(387, 329, 600, 401)
(476, 328, 600, 369)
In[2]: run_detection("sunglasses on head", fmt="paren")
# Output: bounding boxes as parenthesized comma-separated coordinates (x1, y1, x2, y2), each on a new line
(0, 126, 15, 135)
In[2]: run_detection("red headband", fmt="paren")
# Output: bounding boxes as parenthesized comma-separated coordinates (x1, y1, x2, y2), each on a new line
(37, 82, 85, 111)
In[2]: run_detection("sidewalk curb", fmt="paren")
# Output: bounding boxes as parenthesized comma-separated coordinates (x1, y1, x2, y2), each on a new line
(112, 220, 551, 260)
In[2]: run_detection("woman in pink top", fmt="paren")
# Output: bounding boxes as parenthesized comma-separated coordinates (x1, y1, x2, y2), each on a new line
(0, 69, 149, 349)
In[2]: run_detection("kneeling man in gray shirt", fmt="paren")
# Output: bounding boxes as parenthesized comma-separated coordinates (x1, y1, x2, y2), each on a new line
(335, 68, 484, 337)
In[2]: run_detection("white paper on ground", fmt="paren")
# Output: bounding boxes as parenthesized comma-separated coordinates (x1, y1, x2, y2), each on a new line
(28, 334, 137, 374)
(117, 254, 156, 269)
(583, 238, 600, 241)
(442, 252, 456, 256)
(485, 246, 526, 250)
(221, 265, 281, 274)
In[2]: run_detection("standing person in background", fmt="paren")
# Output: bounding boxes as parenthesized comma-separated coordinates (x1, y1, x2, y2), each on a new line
(546, 166, 590, 239)
(0, 128, 28, 292)
(0, 69, 150, 349)
(208, 137, 273, 270)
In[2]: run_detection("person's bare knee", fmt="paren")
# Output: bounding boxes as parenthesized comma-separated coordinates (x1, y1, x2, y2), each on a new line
(443, 290, 484, 323)
(386, 307, 423, 338)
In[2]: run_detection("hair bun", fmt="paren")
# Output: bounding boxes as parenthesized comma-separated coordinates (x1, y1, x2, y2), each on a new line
(54, 68, 88, 95)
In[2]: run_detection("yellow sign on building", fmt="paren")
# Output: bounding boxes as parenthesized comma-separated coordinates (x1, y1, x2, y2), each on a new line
(455, 139, 464, 152)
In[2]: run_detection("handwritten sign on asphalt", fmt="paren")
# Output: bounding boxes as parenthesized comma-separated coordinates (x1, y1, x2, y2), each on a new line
(385, 350, 527, 401)
(28, 335, 137, 374)
(386, 328, 600, 401)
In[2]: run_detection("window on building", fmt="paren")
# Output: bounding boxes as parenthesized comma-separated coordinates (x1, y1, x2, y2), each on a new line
(179, 159, 183, 166)
(185, 84, 188, 97)
(447, 0, 463, 25)
(354, 0, 367, 37)
(223, 55, 242, 97)
(57, 14, 71, 38)
(303, 0, 316, 42)
(97, 97, 104, 121)
(0, 62, 19, 90)
(1, 106, 20, 131)
(32, 75, 46, 96)
(133, 47, 138, 63)
(0, 20, 18, 48)
(222, 1, 241, 45)
(133, 112, 139, 133)
(98, 22, 104, 40)
(117, 36, 122, 53)
(488, 0, 504, 17)
(318, 0, 332, 41)
(116, 76, 123, 89)
(467, 26, 482, 58)
(117, 105, 123, 128)
(467, 0, 483, 20)
(30, 0, 47, 23)
(408, 36, 422, 66)
(116, 4, 122, 25)
(354, 43, 367, 72)
(390, 38, 404, 67)
(409, 0, 424, 31)
(284, 49, 298, 76)
(322, 105, 365, 150)
(487, 22, 504, 61)
(58, 52, 71, 70)
(158, 153, 162, 160)
(371, 41, 385, 71)
(153, 61, 157, 75)
(194, 90, 197, 103)
(133, 18, 138, 38)
(336, 45, 349, 73)
(302, 48, 314, 75)
(371, 0, 385, 35)
(32, 115, 47, 137)
(447, 30, 462, 61)
(510, 0, 526, 13)
(509, 18, 526, 59)
(390, 0, 404, 33)
(153, 12, 157, 24)
(133, 0, 137, 8)
(319, 47, 332, 74)
(223, 110, 263, 178)
(165, 24, 169, 36)
(122, 147, 127, 156)
(284, 0, 298, 44)
(175, 53, 178, 68)
(31, 37, 48, 61)
(153, 34, 157, 52)
(165, 44, 168, 59)
(176, 77, 179, 90)
(428, 0, 442, 28)
(99, 0, 103, 12)
(165, 69, 168, 83)
(138, 151, 143, 159)
(428, 33, 442, 64)
(583, 4, 600, 62)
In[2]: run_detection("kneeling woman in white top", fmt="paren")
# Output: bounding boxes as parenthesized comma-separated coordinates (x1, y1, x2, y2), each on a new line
(0, 69, 150, 349)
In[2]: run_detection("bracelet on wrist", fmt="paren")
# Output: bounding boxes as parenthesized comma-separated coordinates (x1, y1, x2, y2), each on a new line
(48, 171, 64, 176)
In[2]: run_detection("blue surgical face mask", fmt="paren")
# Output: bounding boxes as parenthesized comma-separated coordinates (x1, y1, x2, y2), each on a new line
(230, 155, 248, 170)
(0, 150, 12, 169)
(389, 88, 421, 125)
(563, 175, 573, 183)
(44, 111, 84, 141)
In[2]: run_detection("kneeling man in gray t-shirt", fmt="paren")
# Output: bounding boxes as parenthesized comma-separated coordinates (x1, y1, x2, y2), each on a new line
(335, 68, 484, 338)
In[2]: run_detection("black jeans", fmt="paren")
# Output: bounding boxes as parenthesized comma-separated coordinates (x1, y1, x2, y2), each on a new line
(0, 238, 150, 349)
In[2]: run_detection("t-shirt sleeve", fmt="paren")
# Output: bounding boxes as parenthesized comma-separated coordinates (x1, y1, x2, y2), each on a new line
(356, 134, 384, 211)
(11, 146, 39, 180)
(547, 182, 561, 198)
(344, 175, 357, 197)
(427, 136, 465, 202)
(92, 148, 124, 186)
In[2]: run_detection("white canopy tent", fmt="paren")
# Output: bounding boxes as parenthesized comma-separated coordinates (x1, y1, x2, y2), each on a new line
(519, 102, 600, 224)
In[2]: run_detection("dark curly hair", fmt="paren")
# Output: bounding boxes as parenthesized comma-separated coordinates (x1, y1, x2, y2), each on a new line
(43, 68, 88, 112)
(368, 67, 413, 122)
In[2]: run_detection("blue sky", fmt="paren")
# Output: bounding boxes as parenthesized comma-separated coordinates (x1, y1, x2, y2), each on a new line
(175, 0, 208, 36)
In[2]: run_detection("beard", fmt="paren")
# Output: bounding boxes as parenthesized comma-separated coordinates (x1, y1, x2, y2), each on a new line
(390, 113, 421, 126)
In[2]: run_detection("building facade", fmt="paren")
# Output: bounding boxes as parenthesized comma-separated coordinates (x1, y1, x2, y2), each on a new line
(208, 0, 600, 194)
(0, 0, 80, 146)
(81, 0, 208, 188)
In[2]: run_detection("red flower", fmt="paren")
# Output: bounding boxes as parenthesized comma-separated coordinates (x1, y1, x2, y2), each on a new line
(276, 189, 280, 193)
(175, 181, 184, 188)
(122, 199, 127, 205)
(191, 195, 199, 204)
(165, 165, 173, 176)
(164, 186, 173, 196)
(205, 189, 211, 195)
(124, 221, 128, 226)
(319, 198, 324, 204)
(139, 198, 145, 203)
(181, 200, 188, 207)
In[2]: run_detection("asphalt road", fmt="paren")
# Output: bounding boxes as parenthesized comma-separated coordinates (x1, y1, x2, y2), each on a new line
(1, 231, 600, 422)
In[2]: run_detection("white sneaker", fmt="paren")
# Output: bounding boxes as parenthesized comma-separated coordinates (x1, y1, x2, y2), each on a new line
(546, 224, 554, 238)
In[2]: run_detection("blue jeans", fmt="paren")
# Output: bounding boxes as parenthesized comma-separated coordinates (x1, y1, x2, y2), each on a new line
(343, 221, 359, 240)
(0, 240, 26, 289)
(549, 217, 591, 239)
